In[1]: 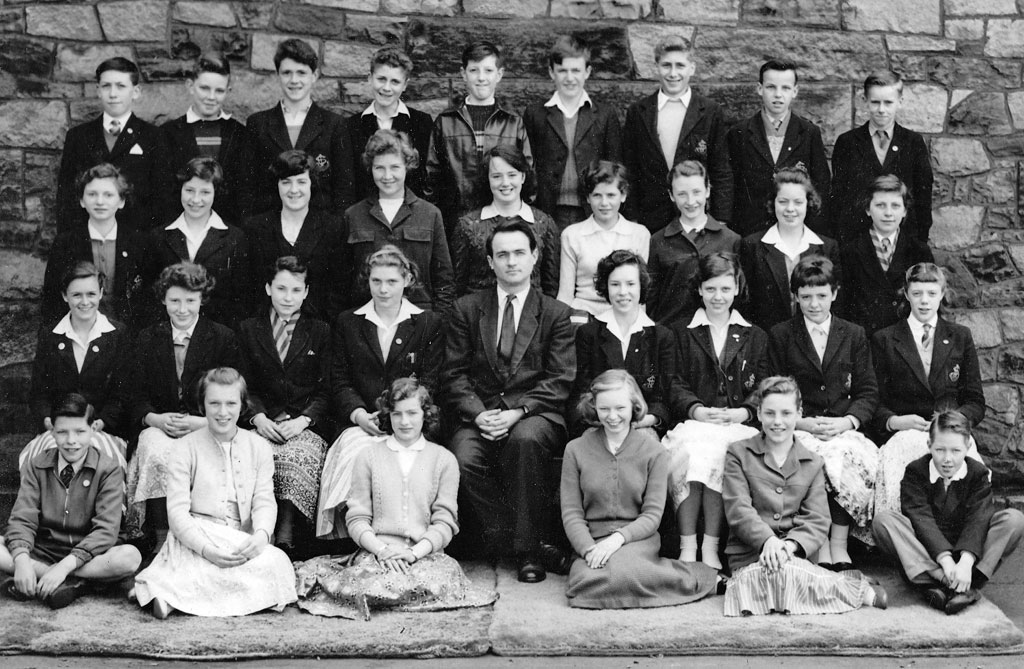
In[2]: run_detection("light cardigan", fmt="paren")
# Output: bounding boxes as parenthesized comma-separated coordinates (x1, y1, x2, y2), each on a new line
(560, 428, 668, 556)
(345, 438, 459, 553)
(165, 426, 277, 555)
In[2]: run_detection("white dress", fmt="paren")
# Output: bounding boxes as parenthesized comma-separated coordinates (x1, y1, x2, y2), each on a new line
(662, 420, 759, 507)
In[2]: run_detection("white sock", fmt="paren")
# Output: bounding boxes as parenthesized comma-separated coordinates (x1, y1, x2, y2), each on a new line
(816, 542, 832, 565)
(680, 534, 698, 562)
(830, 525, 852, 564)
(701, 535, 722, 570)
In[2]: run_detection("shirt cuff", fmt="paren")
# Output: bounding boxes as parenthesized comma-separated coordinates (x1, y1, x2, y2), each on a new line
(846, 415, 860, 430)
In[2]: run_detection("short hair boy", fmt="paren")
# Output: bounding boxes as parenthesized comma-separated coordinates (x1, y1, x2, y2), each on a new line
(1, 394, 141, 609)
(873, 410, 1024, 615)
(345, 47, 434, 201)
(828, 70, 934, 244)
(726, 60, 830, 237)
(56, 57, 175, 233)
(523, 35, 622, 231)
(424, 40, 531, 234)
(622, 37, 732, 232)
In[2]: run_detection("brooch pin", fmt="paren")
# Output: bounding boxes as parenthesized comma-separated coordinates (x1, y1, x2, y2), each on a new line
(949, 364, 960, 382)
(732, 333, 740, 341)
(315, 154, 329, 169)
(794, 161, 806, 170)
(92, 345, 100, 353)
(942, 339, 949, 345)
(395, 338, 403, 345)
(122, 251, 128, 257)
(892, 145, 898, 152)
(83, 479, 90, 488)
(844, 373, 852, 390)
(645, 374, 656, 389)
(307, 350, 315, 356)
(695, 139, 707, 156)
(58, 342, 66, 350)
(745, 373, 755, 390)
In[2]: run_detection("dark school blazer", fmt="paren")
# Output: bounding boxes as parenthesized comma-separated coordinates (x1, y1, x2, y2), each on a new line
(570, 319, 675, 436)
(870, 318, 985, 439)
(443, 288, 575, 427)
(237, 314, 332, 438)
(669, 318, 770, 423)
(56, 114, 175, 233)
(344, 107, 434, 202)
(837, 230, 934, 338)
(828, 122, 933, 244)
(622, 91, 732, 231)
(738, 229, 841, 332)
(726, 111, 830, 237)
(523, 99, 623, 216)
(247, 102, 355, 215)
(768, 314, 878, 428)
(331, 307, 445, 429)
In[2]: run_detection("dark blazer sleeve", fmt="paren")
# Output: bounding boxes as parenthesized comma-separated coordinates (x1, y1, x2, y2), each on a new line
(845, 321, 879, 427)
(414, 311, 446, 401)
(328, 110, 356, 213)
(442, 298, 490, 422)
(428, 209, 456, 314)
(705, 104, 733, 225)
(907, 131, 934, 243)
(648, 325, 677, 429)
(569, 323, 598, 431)
(523, 299, 576, 417)
(330, 314, 368, 423)
(601, 105, 623, 165)
(620, 102, 644, 222)
(870, 328, 899, 434)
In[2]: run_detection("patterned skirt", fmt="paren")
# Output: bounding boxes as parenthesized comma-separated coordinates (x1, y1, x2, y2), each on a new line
(294, 551, 498, 620)
(125, 427, 180, 537)
(134, 516, 297, 617)
(724, 558, 871, 616)
(271, 429, 328, 521)
(316, 427, 386, 538)
(662, 421, 759, 507)
(795, 430, 879, 531)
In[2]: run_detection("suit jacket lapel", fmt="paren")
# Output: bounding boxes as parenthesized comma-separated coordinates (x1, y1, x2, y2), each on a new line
(893, 321, 931, 390)
(574, 104, 595, 146)
(776, 117, 805, 166)
(181, 318, 213, 381)
(385, 318, 417, 368)
(745, 114, 774, 167)
(545, 106, 569, 147)
(720, 324, 746, 369)
(600, 327, 625, 368)
(510, 290, 540, 372)
(692, 325, 718, 367)
(292, 211, 324, 257)
(793, 319, 822, 371)
(928, 320, 955, 387)
(820, 319, 843, 370)
(480, 293, 500, 375)
(164, 230, 190, 262)
(295, 104, 324, 151)
(764, 245, 791, 311)
(268, 106, 292, 152)
(283, 316, 310, 368)
(855, 235, 888, 285)
(359, 317, 385, 367)
(255, 315, 281, 368)
(639, 95, 662, 163)
(675, 97, 704, 160)
(55, 334, 79, 377)
(194, 228, 227, 266)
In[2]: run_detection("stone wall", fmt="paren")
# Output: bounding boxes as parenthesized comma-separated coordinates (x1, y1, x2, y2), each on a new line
(2, 1, 1024, 500)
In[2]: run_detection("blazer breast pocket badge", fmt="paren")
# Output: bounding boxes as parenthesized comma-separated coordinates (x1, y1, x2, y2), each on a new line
(129, 144, 144, 155)
(949, 363, 960, 382)
(744, 372, 755, 390)
(307, 350, 316, 356)
(643, 374, 656, 391)
(844, 373, 852, 391)
(695, 139, 707, 156)
(315, 154, 329, 170)
(406, 352, 417, 365)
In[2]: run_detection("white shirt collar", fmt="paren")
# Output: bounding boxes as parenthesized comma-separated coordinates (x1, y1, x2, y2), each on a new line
(497, 284, 530, 305)
(803, 314, 832, 336)
(58, 454, 86, 475)
(480, 203, 535, 222)
(687, 308, 751, 329)
(870, 227, 899, 246)
(165, 210, 229, 234)
(544, 90, 592, 118)
(869, 119, 896, 138)
(88, 222, 117, 242)
(171, 318, 199, 343)
(761, 223, 824, 259)
(385, 435, 426, 453)
(354, 298, 423, 327)
(102, 111, 132, 129)
(907, 315, 939, 337)
(595, 309, 656, 340)
(52, 312, 116, 341)
(361, 100, 410, 119)
(186, 107, 231, 122)
(929, 460, 968, 484)
(579, 215, 628, 235)
(657, 88, 692, 110)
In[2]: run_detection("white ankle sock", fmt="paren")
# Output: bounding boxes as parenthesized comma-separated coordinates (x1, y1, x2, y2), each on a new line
(701, 535, 722, 570)
(680, 534, 698, 562)
(830, 525, 852, 564)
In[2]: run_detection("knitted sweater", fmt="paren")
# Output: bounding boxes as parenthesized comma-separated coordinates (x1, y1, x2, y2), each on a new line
(345, 439, 459, 553)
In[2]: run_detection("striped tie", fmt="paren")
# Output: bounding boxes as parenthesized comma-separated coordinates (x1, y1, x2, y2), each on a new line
(274, 315, 293, 362)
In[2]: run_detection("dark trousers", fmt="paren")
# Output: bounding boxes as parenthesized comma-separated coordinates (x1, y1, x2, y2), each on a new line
(449, 415, 565, 556)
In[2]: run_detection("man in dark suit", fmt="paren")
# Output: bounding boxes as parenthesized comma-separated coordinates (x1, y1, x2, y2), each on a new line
(829, 70, 933, 244)
(161, 54, 255, 226)
(443, 219, 575, 583)
(56, 57, 174, 233)
(523, 35, 622, 230)
(247, 39, 354, 216)
(622, 36, 731, 232)
(345, 47, 433, 202)
(727, 60, 830, 236)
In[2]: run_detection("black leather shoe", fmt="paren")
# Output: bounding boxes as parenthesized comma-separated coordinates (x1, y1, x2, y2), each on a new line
(945, 589, 981, 615)
(715, 576, 729, 596)
(923, 586, 949, 611)
(538, 543, 572, 576)
(517, 557, 546, 583)
(817, 562, 834, 571)
(831, 561, 856, 572)
(43, 576, 89, 609)
(1, 577, 31, 602)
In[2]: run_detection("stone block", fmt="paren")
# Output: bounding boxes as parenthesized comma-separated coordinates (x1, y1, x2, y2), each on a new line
(322, 42, 380, 78)
(343, 15, 407, 47)
(69, 100, 104, 126)
(464, 0, 549, 17)
(973, 169, 1017, 206)
(696, 28, 886, 83)
(1, 8, 25, 33)
(739, 0, 839, 28)
(600, 0, 653, 19)
(132, 80, 190, 124)
(0, 101, 67, 151)
(0, 37, 52, 82)
(842, 0, 940, 36)
(949, 92, 1013, 136)
(1009, 92, 1024, 131)
(962, 243, 1018, 284)
(550, 0, 602, 18)
(97, 1, 169, 43)
(889, 56, 1021, 90)
(930, 138, 989, 177)
(985, 384, 1020, 425)
(1000, 343, 1024, 384)
(24, 151, 57, 229)
(171, 26, 249, 63)
(381, 0, 458, 15)
(137, 45, 195, 81)
(26, 6, 102, 41)
(886, 35, 955, 52)
(930, 205, 984, 250)
(981, 277, 1024, 308)
(954, 310, 1002, 348)
(0, 250, 44, 302)
(235, 3, 274, 29)
(1001, 307, 1024, 342)
(251, 33, 319, 72)
(945, 19, 985, 41)
(300, 0, 380, 10)
(947, 0, 1016, 14)
(660, 0, 735, 23)
(987, 137, 1024, 159)
(986, 20, 1024, 59)
(54, 44, 133, 83)
(173, 2, 236, 27)
(275, 4, 346, 38)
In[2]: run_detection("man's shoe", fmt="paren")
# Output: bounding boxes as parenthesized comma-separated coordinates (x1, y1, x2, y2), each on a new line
(517, 557, 546, 583)
(923, 586, 949, 611)
(1, 577, 31, 602)
(43, 576, 89, 610)
(538, 543, 572, 576)
(945, 589, 981, 615)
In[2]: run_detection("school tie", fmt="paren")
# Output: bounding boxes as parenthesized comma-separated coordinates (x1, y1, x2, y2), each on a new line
(879, 237, 892, 270)
(173, 333, 190, 382)
(874, 129, 889, 164)
(273, 315, 294, 362)
(105, 119, 121, 152)
(498, 295, 516, 367)
(59, 464, 74, 489)
(811, 326, 828, 362)
(921, 323, 933, 349)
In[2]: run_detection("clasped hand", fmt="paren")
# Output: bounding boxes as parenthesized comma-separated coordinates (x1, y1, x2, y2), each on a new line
(253, 414, 308, 443)
(149, 412, 203, 438)
(205, 531, 268, 568)
(759, 536, 791, 572)
(693, 407, 748, 425)
(939, 555, 974, 593)
(797, 416, 853, 440)
(376, 545, 416, 574)
(583, 533, 625, 569)
(475, 409, 523, 441)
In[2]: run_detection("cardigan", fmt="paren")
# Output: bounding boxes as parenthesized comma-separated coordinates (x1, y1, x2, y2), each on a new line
(165, 427, 277, 554)
(901, 454, 994, 561)
(5, 446, 124, 567)
(722, 435, 830, 570)
(345, 438, 460, 553)
(556, 216, 650, 315)
(560, 429, 669, 556)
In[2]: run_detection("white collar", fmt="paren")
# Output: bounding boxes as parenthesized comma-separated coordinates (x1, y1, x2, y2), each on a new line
(929, 460, 968, 484)
(761, 223, 824, 247)
(544, 90, 592, 118)
(595, 309, 655, 337)
(52, 312, 116, 339)
(804, 314, 832, 335)
(579, 215, 629, 235)
(870, 227, 899, 246)
(385, 435, 426, 453)
(354, 298, 422, 327)
(688, 308, 751, 329)
(171, 317, 199, 342)
(102, 111, 132, 129)
(907, 315, 939, 334)
(497, 284, 530, 305)
(361, 100, 410, 119)
(869, 120, 896, 138)
(165, 210, 229, 233)
(762, 108, 791, 129)
(186, 107, 231, 122)
(88, 222, 117, 242)
(58, 454, 86, 475)
(480, 203, 535, 222)
(657, 88, 692, 110)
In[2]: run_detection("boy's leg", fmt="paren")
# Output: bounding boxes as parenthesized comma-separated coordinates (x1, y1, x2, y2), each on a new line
(975, 508, 1024, 585)
(0, 539, 53, 579)
(872, 510, 942, 584)
(74, 545, 142, 581)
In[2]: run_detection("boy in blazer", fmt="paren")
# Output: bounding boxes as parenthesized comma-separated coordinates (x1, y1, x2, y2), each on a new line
(727, 60, 830, 236)
(247, 39, 354, 216)
(443, 219, 575, 583)
(622, 36, 731, 232)
(829, 71, 933, 244)
(56, 57, 174, 233)
(345, 47, 433, 202)
(873, 411, 1024, 615)
(523, 35, 622, 230)
(161, 54, 255, 226)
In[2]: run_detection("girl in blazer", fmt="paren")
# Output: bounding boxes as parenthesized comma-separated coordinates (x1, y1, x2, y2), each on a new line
(768, 256, 879, 569)
(125, 262, 244, 549)
(871, 263, 987, 515)
(572, 250, 672, 438)
(739, 167, 840, 332)
(317, 245, 444, 538)
(238, 256, 332, 557)
(146, 157, 250, 329)
(663, 252, 768, 570)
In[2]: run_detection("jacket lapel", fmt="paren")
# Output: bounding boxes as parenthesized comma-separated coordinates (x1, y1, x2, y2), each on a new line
(268, 106, 292, 152)
(639, 94, 662, 163)
(194, 227, 227, 266)
(181, 318, 213, 381)
(574, 104, 595, 146)
(545, 106, 569, 148)
(480, 293, 500, 375)
(893, 320, 931, 390)
(745, 114, 774, 167)
(510, 290, 541, 373)
(600, 326, 625, 367)
(291, 211, 324, 257)
(164, 230, 190, 262)
(928, 320, 955, 388)
(385, 318, 417, 368)
(720, 324, 747, 369)
(692, 325, 718, 367)
(360, 317, 385, 367)
(108, 115, 142, 159)
(295, 104, 324, 152)
(793, 318, 822, 371)
(255, 315, 281, 368)
(775, 117, 806, 166)
(675, 97, 705, 161)
(283, 316, 310, 368)
(820, 319, 843, 371)
(764, 245, 792, 311)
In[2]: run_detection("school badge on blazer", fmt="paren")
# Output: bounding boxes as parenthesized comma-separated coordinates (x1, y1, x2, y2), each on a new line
(695, 139, 707, 157)
(845, 373, 852, 391)
(950, 364, 960, 382)
(315, 154, 329, 170)
(744, 372, 756, 390)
